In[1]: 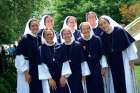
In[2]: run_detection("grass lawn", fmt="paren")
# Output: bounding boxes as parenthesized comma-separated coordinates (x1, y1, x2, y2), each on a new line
(135, 65, 140, 92)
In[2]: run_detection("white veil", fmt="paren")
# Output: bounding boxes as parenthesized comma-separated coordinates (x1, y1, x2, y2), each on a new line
(41, 29, 58, 45)
(63, 16, 77, 32)
(60, 27, 75, 44)
(39, 15, 57, 43)
(24, 18, 39, 36)
(39, 15, 51, 29)
(100, 15, 122, 29)
(41, 30, 57, 46)
(39, 15, 50, 30)
(24, 19, 33, 36)
(86, 12, 99, 28)
(79, 22, 95, 40)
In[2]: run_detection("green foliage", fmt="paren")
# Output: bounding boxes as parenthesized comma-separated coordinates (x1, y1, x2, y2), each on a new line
(50, 0, 123, 31)
(1, 0, 140, 44)
(135, 65, 140, 90)
(0, 84, 9, 93)
(32, 0, 51, 18)
(0, 0, 34, 44)
(47, 0, 140, 31)
(0, 62, 16, 93)
(0, 77, 11, 93)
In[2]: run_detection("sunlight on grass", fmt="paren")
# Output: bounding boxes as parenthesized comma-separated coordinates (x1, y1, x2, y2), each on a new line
(135, 65, 140, 93)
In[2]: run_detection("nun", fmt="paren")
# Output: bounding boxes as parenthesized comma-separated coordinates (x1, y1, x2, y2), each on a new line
(37, 15, 59, 45)
(59, 27, 90, 93)
(79, 22, 108, 93)
(99, 15, 138, 93)
(86, 12, 115, 93)
(38, 29, 71, 93)
(86, 11, 104, 36)
(15, 19, 43, 93)
(63, 16, 81, 41)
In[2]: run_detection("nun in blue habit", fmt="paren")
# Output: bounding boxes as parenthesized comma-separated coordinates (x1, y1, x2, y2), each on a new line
(38, 29, 72, 93)
(63, 16, 81, 41)
(78, 22, 108, 93)
(15, 19, 43, 93)
(86, 11, 104, 36)
(99, 15, 139, 93)
(86, 12, 115, 93)
(59, 27, 91, 93)
(37, 15, 60, 45)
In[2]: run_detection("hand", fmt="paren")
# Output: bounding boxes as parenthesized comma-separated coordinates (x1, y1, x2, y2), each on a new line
(83, 46, 86, 50)
(82, 76, 86, 81)
(49, 79, 57, 90)
(129, 61, 135, 70)
(101, 68, 107, 77)
(60, 76, 66, 88)
(24, 70, 31, 84)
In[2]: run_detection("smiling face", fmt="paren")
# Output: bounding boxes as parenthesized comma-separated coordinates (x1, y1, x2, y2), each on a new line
(99, 18, 111, 32)
(66, 16, 77, 31)
(29, 20, 39, 34)
(81, 23, 90, 39)
(62, 28, 72, 43)
(44, 16, 54, 30)
(44, 30, 54, 44)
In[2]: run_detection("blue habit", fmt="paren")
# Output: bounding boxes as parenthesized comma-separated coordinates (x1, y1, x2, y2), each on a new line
(16, 34, 43, 93)
(93, 26, 104, 36)
(100, 27, 135, 93)
(60, 41, 84, 93)
(79, 35, 105, 93)
(39, 43, 69, 93)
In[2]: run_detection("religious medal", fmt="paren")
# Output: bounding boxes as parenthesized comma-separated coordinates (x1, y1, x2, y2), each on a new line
(88, 54, 91, 57)
(83, 46, 86, 50)
(68, 60, 71, 63)
(53, 58, 55, 62)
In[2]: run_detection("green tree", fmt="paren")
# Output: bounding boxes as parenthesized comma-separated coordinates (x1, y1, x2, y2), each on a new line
(50, 0, 123, 31)
(1, 0, 139, 44)
(0, 0, 34, 44)
(45, 0, 140, 31)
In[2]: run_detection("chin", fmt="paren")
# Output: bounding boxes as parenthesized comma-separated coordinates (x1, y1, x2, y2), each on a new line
(66, 39, 71, 42)
(33, 31, 38, 33)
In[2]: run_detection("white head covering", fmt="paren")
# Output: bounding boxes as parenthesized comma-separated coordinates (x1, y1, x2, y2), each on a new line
(60, 27, 75, 45)
(100, 15, 122, 29)
(63, 16, 77, 33)
(0, 46, 1, 53)
(79, 22, 95, 41)
(39, 15, 57, 43)
(86, 12, 99, 28)
(39, 15, 52, 30)
(24, 18, 38, 37)
(41, 30, 57, 46)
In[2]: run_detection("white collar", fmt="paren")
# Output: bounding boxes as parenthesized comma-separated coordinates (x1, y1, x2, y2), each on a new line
(106, 26, 114, 34)
(44, 41, 55, 46)
(82, 36, 91, 41)
(71, 29, 76, 34)
(92, 23, 98, 29)
(64, 39, 74, 45)
(81, 33, 92, 41)
(30, 32, 37, 37)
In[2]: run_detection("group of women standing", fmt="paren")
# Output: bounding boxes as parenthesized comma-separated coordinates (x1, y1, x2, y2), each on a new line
(15, 11, 139, 93)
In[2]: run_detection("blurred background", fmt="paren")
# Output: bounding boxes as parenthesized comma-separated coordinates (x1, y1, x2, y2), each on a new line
(0, 0, 140, 93)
